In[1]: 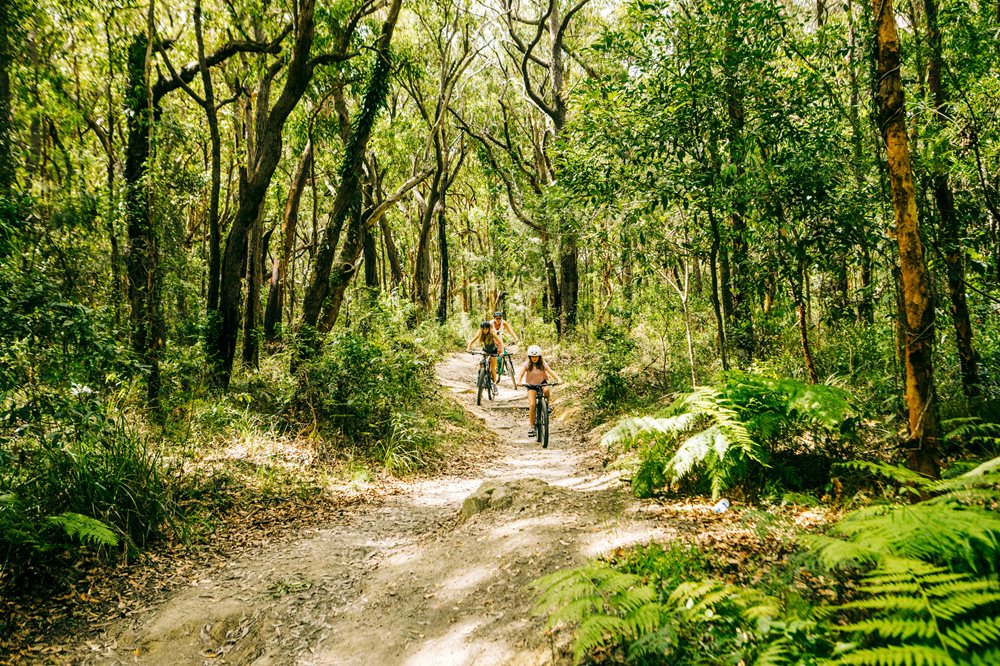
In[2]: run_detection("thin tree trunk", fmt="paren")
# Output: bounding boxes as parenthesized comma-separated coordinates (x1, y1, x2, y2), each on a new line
(873, 0, 940, 477)
(193, 0, 223, 314)
(708, 207, 730, 371)
(380, 216, 403, 289)
(923, 0, 979, 399)
(242, 211, 262, 367)
(792, 256, 819, 384)
(363, 225, 379, 289)
(436, 185, 449, 324)
(264, 140, 312, 341)
(0, 0, 11, 196)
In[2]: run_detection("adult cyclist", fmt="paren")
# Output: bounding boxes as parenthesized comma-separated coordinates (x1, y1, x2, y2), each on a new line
(491, 311, 520, 346)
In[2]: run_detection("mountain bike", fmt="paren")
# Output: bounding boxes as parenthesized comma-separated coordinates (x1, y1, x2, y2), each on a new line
(496, 346, 518, 388)
(471, 350, 498, 406)
(524, 382, 559, 448)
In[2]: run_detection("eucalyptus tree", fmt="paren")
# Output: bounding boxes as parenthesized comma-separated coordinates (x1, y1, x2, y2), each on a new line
(495, 0, 599, 333)
(872, 0, 940, 476)
(299, 0, 406, 342)
(397, 0, 477, 318)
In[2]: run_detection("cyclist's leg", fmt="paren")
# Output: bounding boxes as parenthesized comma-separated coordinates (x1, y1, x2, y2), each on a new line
(527, 389, 537, 429)
(490, 355, 498, 382)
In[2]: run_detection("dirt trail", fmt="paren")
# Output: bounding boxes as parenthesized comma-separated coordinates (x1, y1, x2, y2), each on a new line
(77, 354, 670, 665)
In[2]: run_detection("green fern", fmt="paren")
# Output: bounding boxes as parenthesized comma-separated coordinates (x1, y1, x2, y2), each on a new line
(603, 373, 855, 498)
(824, 558, 1000, 666)
(531, 563, 666, 662)
(807, 456, 1000, 575)
(46, 512, 119, 548)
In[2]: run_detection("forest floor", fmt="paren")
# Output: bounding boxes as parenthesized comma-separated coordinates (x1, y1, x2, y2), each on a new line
(10, 354, 820, 665)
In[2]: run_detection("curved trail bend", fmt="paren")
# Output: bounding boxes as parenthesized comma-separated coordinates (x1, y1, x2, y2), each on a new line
(82, 354, 669, 665)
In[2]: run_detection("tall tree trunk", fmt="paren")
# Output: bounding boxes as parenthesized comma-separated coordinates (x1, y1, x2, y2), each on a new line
(559, 234, 579, 332)
(923, 0, 979, 399)
(212, 0, 318, 387)
(242, 212, 262, 367)
(193, 0, 223, 315)
(299, 0, 402, 340)
(544, 252, 561, 335)
(873, 0, 940, 477)
(264, 140, 312, 341)
(848, 0, 876, 326)
(0, 0, 15, 195)
(436, 186, 449, 323)
(124, 31, 163, 407)
(792, 256, 820, 384)
(413, 181, 440, 308)
(363, 225, 379, 289)
(380, 216, 403, 289)
(708, 207, 730, 371)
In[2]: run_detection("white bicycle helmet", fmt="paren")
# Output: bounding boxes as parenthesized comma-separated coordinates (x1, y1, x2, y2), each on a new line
(527, 345, 542, 357)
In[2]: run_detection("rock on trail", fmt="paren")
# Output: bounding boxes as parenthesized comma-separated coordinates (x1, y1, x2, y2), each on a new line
(77, 354, 669, 665)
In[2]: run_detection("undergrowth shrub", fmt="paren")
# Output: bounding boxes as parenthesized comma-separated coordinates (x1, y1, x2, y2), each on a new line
(293, 299, 433, 454)
(1, 410, 177, 584)
(603, 372, 857, 498)
(590, 321, 639, 411)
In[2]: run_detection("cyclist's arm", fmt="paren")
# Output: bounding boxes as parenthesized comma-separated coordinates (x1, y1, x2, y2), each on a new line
(516, 363, 527, 384)
(465, 333, 478, 351)
(504, 320, 519, 343)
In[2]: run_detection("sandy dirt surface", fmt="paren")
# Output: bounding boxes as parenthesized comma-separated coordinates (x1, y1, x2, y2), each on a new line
(73, 354, 673, 665)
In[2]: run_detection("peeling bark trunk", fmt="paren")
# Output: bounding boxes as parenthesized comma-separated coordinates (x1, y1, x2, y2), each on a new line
(873, 0, 940, 477)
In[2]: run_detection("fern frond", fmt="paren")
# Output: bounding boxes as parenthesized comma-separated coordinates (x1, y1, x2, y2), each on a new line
(46, 512, 119, 548)
(829, 645, 956, 666)
(574, 614, 629, 662)
(942, 615, 1000, 650)
(601, 413, 700, 448)
(754, 638, 796, 666)
(798, 533, 881, 568)
(834, 460, 934, 490)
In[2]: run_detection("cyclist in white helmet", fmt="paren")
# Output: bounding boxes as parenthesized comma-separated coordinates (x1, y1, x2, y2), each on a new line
(516, 345, 563, 438)
(490, 310, 519, 345)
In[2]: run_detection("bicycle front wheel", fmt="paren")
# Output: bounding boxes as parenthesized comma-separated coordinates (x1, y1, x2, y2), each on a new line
(536, 398, 545, 443)
(542, 399, 549, 448)
(477, 367, 485, 406)
(506, 356, 517, 387)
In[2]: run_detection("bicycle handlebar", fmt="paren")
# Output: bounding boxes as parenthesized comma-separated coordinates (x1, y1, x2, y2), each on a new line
(523, 382, 561, 390)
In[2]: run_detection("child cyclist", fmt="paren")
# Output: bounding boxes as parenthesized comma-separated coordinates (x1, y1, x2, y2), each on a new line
(466, 321, 504, 383)
(516, 345, 563, 438)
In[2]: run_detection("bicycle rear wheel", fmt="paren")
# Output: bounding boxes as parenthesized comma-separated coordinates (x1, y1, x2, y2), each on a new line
(477, 367, 485, 406)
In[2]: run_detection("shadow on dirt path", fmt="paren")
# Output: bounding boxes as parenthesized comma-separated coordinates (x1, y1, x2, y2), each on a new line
(75, 354, 672, 665)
